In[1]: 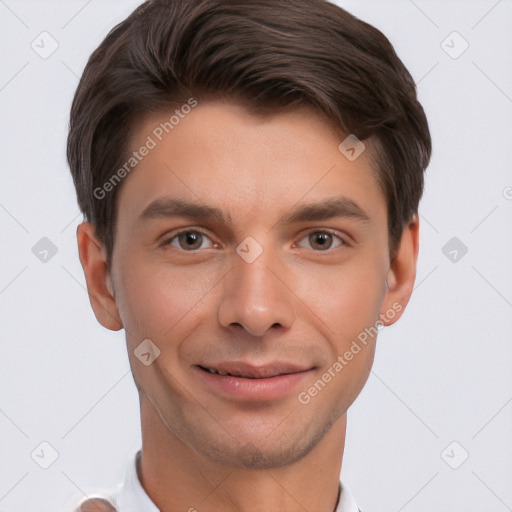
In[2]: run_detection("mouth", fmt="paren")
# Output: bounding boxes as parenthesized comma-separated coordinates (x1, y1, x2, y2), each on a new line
(197, 362, 312, 379)
(193, 361, 315, 401)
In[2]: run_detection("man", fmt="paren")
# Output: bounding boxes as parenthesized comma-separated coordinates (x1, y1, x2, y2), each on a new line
(67, 0, 431, 510)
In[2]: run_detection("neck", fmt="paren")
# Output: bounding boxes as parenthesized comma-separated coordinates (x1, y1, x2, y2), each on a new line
(137, 396, 346, 512)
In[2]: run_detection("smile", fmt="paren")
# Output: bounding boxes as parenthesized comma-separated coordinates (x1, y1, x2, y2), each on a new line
(194, 362, 315, 400)
(197, 361, 312, 379)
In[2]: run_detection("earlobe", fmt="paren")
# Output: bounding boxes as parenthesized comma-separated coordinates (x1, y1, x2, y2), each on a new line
(76, 222, 123, 331)
(380, 215, 420, 327)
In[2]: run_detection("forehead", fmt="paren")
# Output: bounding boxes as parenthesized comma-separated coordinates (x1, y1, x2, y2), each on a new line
(115, 100, 386, 230)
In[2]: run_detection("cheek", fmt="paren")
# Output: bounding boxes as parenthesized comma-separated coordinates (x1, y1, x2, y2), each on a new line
(294, 254, 388, 342)
(114, 256, 219, 342)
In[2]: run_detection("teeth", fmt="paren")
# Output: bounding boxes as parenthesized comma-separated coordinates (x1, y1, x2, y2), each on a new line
(204, 367, 230, 376)
(203, 366, 277, 378)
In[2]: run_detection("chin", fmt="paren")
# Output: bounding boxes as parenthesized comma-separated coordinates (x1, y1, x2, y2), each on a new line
(192, 419, 332, 470)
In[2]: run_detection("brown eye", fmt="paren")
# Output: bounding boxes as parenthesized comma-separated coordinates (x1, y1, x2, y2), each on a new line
(297, 231, 344, 251)
(309, 232, 333, 250)
(178, 232, 203, 250)
(164, 230, 214, 251)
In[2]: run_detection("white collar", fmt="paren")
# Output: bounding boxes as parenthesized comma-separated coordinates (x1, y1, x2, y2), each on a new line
(113, 450, 360, 512)
(113, 450, 159, 512)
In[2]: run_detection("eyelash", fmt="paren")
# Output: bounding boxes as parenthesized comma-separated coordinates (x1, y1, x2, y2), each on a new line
(160, 228, 348, 253)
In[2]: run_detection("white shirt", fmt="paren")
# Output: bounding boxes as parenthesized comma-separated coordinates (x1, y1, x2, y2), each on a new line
(106, 450, 360, 512)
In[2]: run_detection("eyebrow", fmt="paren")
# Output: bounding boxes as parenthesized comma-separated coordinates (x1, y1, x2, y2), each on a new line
(280, 197, 371, 224)
(137, 196, 371, 227)
(138, 198, 229, 225)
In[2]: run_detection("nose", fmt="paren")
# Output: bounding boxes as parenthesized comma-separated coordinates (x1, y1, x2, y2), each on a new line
(217, 243, 297, 337)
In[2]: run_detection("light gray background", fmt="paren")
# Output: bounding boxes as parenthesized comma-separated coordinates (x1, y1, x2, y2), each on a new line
(1, 1, 511, 511)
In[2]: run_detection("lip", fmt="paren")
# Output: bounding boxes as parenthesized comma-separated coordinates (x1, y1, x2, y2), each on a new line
(194, 362, 315, 401)
(198, 361, 311, 379)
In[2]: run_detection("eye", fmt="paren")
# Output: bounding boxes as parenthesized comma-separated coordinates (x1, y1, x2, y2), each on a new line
(162, 230, 215, 251)
(296, 230, 345, 251)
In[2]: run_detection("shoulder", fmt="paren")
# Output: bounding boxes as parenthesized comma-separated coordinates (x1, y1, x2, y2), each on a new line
(74, 495, 118, 512)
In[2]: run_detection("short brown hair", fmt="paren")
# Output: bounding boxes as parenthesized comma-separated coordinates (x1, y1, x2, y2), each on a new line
(67, 0, 431, 268)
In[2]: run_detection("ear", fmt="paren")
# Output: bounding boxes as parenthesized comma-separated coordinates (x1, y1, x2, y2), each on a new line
(76, 221, 123, 331)
(379, 214, 420, 326)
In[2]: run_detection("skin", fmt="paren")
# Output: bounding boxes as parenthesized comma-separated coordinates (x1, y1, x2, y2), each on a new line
(77, 100, 419, 512)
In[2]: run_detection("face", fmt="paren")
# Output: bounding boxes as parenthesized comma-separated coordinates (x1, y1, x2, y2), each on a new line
(81, 100, 417, 469)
